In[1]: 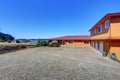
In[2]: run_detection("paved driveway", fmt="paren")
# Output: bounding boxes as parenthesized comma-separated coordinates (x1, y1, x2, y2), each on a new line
(0, 47, 120, 80)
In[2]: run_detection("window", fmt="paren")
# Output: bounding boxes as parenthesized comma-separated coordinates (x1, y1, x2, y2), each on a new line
(69, 40, 74, 44)
(94, 29, 96, 34)
(84, 40, 89, 44)
(91, 31, 92, 35)
(105, 20, 109, 29)
(91, 30, 94, 36)
(98, 25, 102, 33)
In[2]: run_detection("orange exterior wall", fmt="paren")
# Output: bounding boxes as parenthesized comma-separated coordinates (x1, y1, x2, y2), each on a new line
(90, 14, 120, 60)
(107, 16, 120, 60)
(110, 16, 120, 37)
(60, 40, 90, 47)
(108, 40, 120, 60)
(91, 19, 110, 39)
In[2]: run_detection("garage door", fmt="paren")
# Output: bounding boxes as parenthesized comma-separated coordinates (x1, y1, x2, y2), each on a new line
(95, 42, 98, 50)
(99, 42, 103, 53)
(92, 42, 94, 48)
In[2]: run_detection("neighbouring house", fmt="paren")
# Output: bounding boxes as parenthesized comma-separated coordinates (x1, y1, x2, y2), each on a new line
(49, 35, 90, 47)
(89, 12, 120, 60)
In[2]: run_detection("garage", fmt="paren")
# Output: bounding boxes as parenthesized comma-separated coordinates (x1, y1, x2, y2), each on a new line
(95, 42, 98, 50)
(99, 42, 103, 53)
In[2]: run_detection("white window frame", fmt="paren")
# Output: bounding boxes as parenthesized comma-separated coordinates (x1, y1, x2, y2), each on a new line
(105, 20, 109, 29)
(83, 40, 89, 44)
(98, 25, 102, 33)
(69, 40, 74, 44)
(91, 31, 93, 36)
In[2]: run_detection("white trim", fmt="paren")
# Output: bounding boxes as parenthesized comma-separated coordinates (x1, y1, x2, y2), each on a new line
(98, 25, 102, 33)
(105, 20, 109, 29)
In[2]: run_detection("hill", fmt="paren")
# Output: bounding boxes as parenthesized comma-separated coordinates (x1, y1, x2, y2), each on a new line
(0, 32, 15, 42)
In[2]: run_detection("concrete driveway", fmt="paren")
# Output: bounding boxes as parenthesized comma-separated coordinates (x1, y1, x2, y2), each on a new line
(0, 47, 120, 80)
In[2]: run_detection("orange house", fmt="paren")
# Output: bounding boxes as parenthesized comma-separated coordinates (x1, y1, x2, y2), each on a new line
(89, 12, 120, 60)
(49, 36, 90, 47)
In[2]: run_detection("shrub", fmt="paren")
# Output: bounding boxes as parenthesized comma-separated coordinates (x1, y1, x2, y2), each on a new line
(29, 45, 36, 48)
(16, 40, 20, 43)
(0, 38, 4, 42)
(7, 40, 11, 43)
(22, 39, 30, 43)
(102, 52, 107, 57)
(36, 40, 48, 47)
(48, 40, 60, 47)
(110, 52, 117, 61)
(53, 43, 60, 47)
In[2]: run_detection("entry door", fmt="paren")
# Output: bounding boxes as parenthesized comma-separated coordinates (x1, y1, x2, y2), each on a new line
(99, 42, 103, 53)
(62, 41, 65, 45)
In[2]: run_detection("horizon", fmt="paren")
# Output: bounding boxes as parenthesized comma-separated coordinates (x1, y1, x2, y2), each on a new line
(0, 0, 120, 39)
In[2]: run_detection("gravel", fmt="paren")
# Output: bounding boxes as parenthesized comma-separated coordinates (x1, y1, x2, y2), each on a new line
(0, 47, 120, 80)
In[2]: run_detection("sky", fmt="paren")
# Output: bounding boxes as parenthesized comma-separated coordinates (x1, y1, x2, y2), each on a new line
(0, 0, 120, 39)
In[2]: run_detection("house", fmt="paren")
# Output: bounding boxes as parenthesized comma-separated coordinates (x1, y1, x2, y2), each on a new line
(49, 35, 90, 47)
(89, 12, 120, 60)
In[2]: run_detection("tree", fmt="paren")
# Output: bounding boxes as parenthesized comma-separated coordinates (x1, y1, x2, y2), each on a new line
(0, 32, 15, 42)
(36, 40, 48, 46)
(22, 39, 30, 43)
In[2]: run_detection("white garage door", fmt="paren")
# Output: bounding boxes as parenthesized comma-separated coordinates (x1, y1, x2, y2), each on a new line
(92, 42, 94, 48)
(99, 42, 103, 53)
(95, 42, 98, 50)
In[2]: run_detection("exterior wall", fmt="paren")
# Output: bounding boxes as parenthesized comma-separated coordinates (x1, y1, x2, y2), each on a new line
(91, 40, 110, 54)
(91, 19, 110, 36)
(104, 40, 110, 54)
(91, 30, 110, 39)
(60, 40, 90, 47)
(109, 40, 120, 60)
(110, 16, 120, 37)
(90, 14, 120, 60)
(91, 19, 110, 39)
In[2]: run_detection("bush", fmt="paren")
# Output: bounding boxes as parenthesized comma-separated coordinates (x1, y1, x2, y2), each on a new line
(102, 52, 107, 57)
(22, 39, 30, 43)
(29, 45, 36, 48)
(36, 40, 48, 47)
(7, 40, 11, 43)
(110, 52, 117, 61)
(16, 40, 20, 43)
(53, 43, 60, 47)
(0, 38, 4, 42)
(48, 40, 60, 47)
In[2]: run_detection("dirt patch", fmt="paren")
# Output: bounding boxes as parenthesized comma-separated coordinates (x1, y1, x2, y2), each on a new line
(0, 45, 29, 54)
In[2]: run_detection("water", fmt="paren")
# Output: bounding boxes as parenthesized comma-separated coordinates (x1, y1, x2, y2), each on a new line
(16, 39, 49, 43)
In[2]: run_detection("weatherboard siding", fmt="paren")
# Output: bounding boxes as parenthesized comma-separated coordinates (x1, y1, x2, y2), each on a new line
(90, 13, 120, 60)
(61, 40, 90, 47)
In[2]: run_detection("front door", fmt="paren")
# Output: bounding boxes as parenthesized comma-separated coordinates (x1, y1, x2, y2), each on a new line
(62, 40, 65, 45)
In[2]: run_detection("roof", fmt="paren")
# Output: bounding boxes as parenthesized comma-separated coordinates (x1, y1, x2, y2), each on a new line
(89, 12, 120, 31)
(49, 35, 90, 40)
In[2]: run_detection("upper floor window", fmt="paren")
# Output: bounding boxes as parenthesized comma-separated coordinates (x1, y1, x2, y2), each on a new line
(105, 20, 109, 29)
(94, 29, 96, 34)
(98, 25, 102, 33)
(91, 31, 93, 36)
(69, 40, 74, 44)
